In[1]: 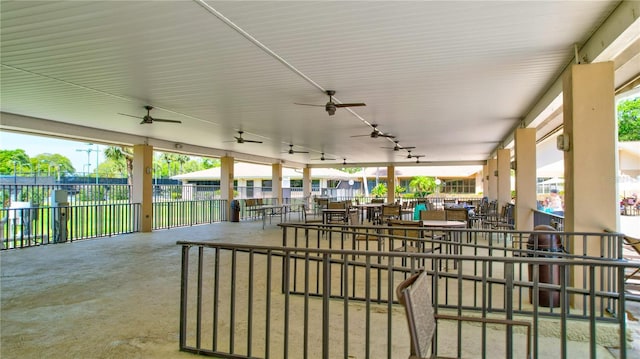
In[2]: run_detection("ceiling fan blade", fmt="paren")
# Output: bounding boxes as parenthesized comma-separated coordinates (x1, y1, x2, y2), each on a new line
(294, 103, 324, 107)
(335, 103, 366, 108)
(401, 146, 416, 150)
(294, 150, 309, 153)
(350, 134, 371, 138)
(152, 118, 182, 124)
(118, 113, 143, 119)
(379, 133, 396, 138)
(243, 139, 263, 143)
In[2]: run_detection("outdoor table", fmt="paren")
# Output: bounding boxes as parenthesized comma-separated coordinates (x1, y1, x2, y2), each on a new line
(257, 204, 290, 229)
(421, 220, 466, 269)
(353, 203, 385, 223)
(322, 208, 349, 224)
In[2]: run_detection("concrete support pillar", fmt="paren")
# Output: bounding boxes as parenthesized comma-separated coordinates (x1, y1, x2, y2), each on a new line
(515, 128, 536, 230)
(482, 164, 489, 196)
(563, 62, 616, 309)
(563, 62, 618, 242)
(272, 163, 282, 204)
(220, 156, 234, 220)
(303, 167, 312, 205)
(497, 149, 511, 210)
(487, 158, 497, 201)
(132, 144, 153, 232)
(387, 165, 395, 204)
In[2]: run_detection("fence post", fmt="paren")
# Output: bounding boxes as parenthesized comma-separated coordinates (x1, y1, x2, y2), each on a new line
(322, 253, 330, 359)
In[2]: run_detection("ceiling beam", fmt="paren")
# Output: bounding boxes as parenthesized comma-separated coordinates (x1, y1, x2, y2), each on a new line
(0, 112, 306, 168)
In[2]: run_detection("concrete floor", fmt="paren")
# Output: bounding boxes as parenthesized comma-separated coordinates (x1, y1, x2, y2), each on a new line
(1, 217, 639, 358)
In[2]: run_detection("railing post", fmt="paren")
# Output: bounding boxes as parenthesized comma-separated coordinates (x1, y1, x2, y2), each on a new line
(179, 245, 190, 350)
(504, 262, 514, 358)
(322, 253, 330, 359)
(618, 265, 627, 359)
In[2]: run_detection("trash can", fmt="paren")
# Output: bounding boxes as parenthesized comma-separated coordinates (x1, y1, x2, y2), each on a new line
(527, 225, 563, 307)
(230, 200, 240, 222)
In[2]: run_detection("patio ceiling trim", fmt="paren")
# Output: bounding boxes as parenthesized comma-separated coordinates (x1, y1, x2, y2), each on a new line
(307, 160, 485, 169)
(0, 112, 307, 168)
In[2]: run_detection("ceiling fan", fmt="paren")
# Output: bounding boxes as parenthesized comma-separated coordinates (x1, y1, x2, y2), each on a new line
(118, 105, 182, 124)
(382, 140, 415, 151)
(404, 150, 425, 159)
(230, 131, 262, 144)
(295, 90, 366, 116)
(283, 144, 309, 154)
(312, 153, 336, 161)
(351, 124, 395, 139)
(413, 154, 426, 163)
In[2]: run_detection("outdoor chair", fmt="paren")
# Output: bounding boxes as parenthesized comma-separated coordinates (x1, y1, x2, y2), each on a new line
(396, 270, 531, 359)
(388, 220, 442, 270)
(485, 203, 515, 230)
(420, 210, 446, 221)
(314, 197, 329, 214)
(326, 201, 349, 224)
(379, 204, 402, 225)
(301, 204, 323, 224)
(624, 235, 640, 283)
(351, 212, 383, 251)
(445, 207, 471, 242)
(481, 200, 499, 229)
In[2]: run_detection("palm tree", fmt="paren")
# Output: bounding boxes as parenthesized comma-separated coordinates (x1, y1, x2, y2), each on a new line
(409, 176, 436, 198)
(104, 146, 134, 184)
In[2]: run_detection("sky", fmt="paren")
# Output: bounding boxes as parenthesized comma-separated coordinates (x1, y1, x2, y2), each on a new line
(1, 131, 105, 173)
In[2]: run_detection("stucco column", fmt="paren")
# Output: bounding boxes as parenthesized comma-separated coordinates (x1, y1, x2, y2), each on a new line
(387, 165, 395, 204)
(272, 163, 282, 204)
(515, 128, 536, 230)
(132, 144, 153, 232)
(482, 163, 489, 196)
(487, 158, 497, 201)
(497, 149, 511, 210)
(563, 62, 617, 241)
(220, 156, 234, 220)
(563, 62, 616, 308)
(303, 167, 312, 205)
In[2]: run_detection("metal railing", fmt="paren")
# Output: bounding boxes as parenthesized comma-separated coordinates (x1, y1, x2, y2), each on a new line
(533, 209, 565, 230)
(153, 199, 227, 229)
(1, 203, 140, 249)
(177, 224, 635, 359)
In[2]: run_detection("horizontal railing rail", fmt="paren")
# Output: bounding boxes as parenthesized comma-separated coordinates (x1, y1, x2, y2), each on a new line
(533, 209, 565, 230)
(1, 203, 140, 249)
(153, 199, 227, 229)
(178, 234, 633, 359)
(280, 223, 625, 319)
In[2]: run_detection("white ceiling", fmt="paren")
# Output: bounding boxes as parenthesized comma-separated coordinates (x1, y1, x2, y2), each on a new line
(1, 1, 637, 168)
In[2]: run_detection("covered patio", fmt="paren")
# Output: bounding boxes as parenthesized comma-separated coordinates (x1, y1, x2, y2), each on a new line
(2, 219, 639, 358)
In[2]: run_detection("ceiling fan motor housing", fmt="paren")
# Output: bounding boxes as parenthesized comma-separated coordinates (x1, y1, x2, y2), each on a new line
(325, 103, 336, 115)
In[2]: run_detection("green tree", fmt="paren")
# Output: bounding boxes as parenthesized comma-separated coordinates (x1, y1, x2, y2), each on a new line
(0, 149, 30, 174)
(97, 159, 127, 178)
(339, 167, 362, 174)
(104, 146, 133, 184)
(409, 176, 436, 197)
(371, 183, 387, 198)
(395, 185, 406, 196)
(618, 97, 640, 141)
(31, 153, 75, 177)
(201, 158, 220, 169)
